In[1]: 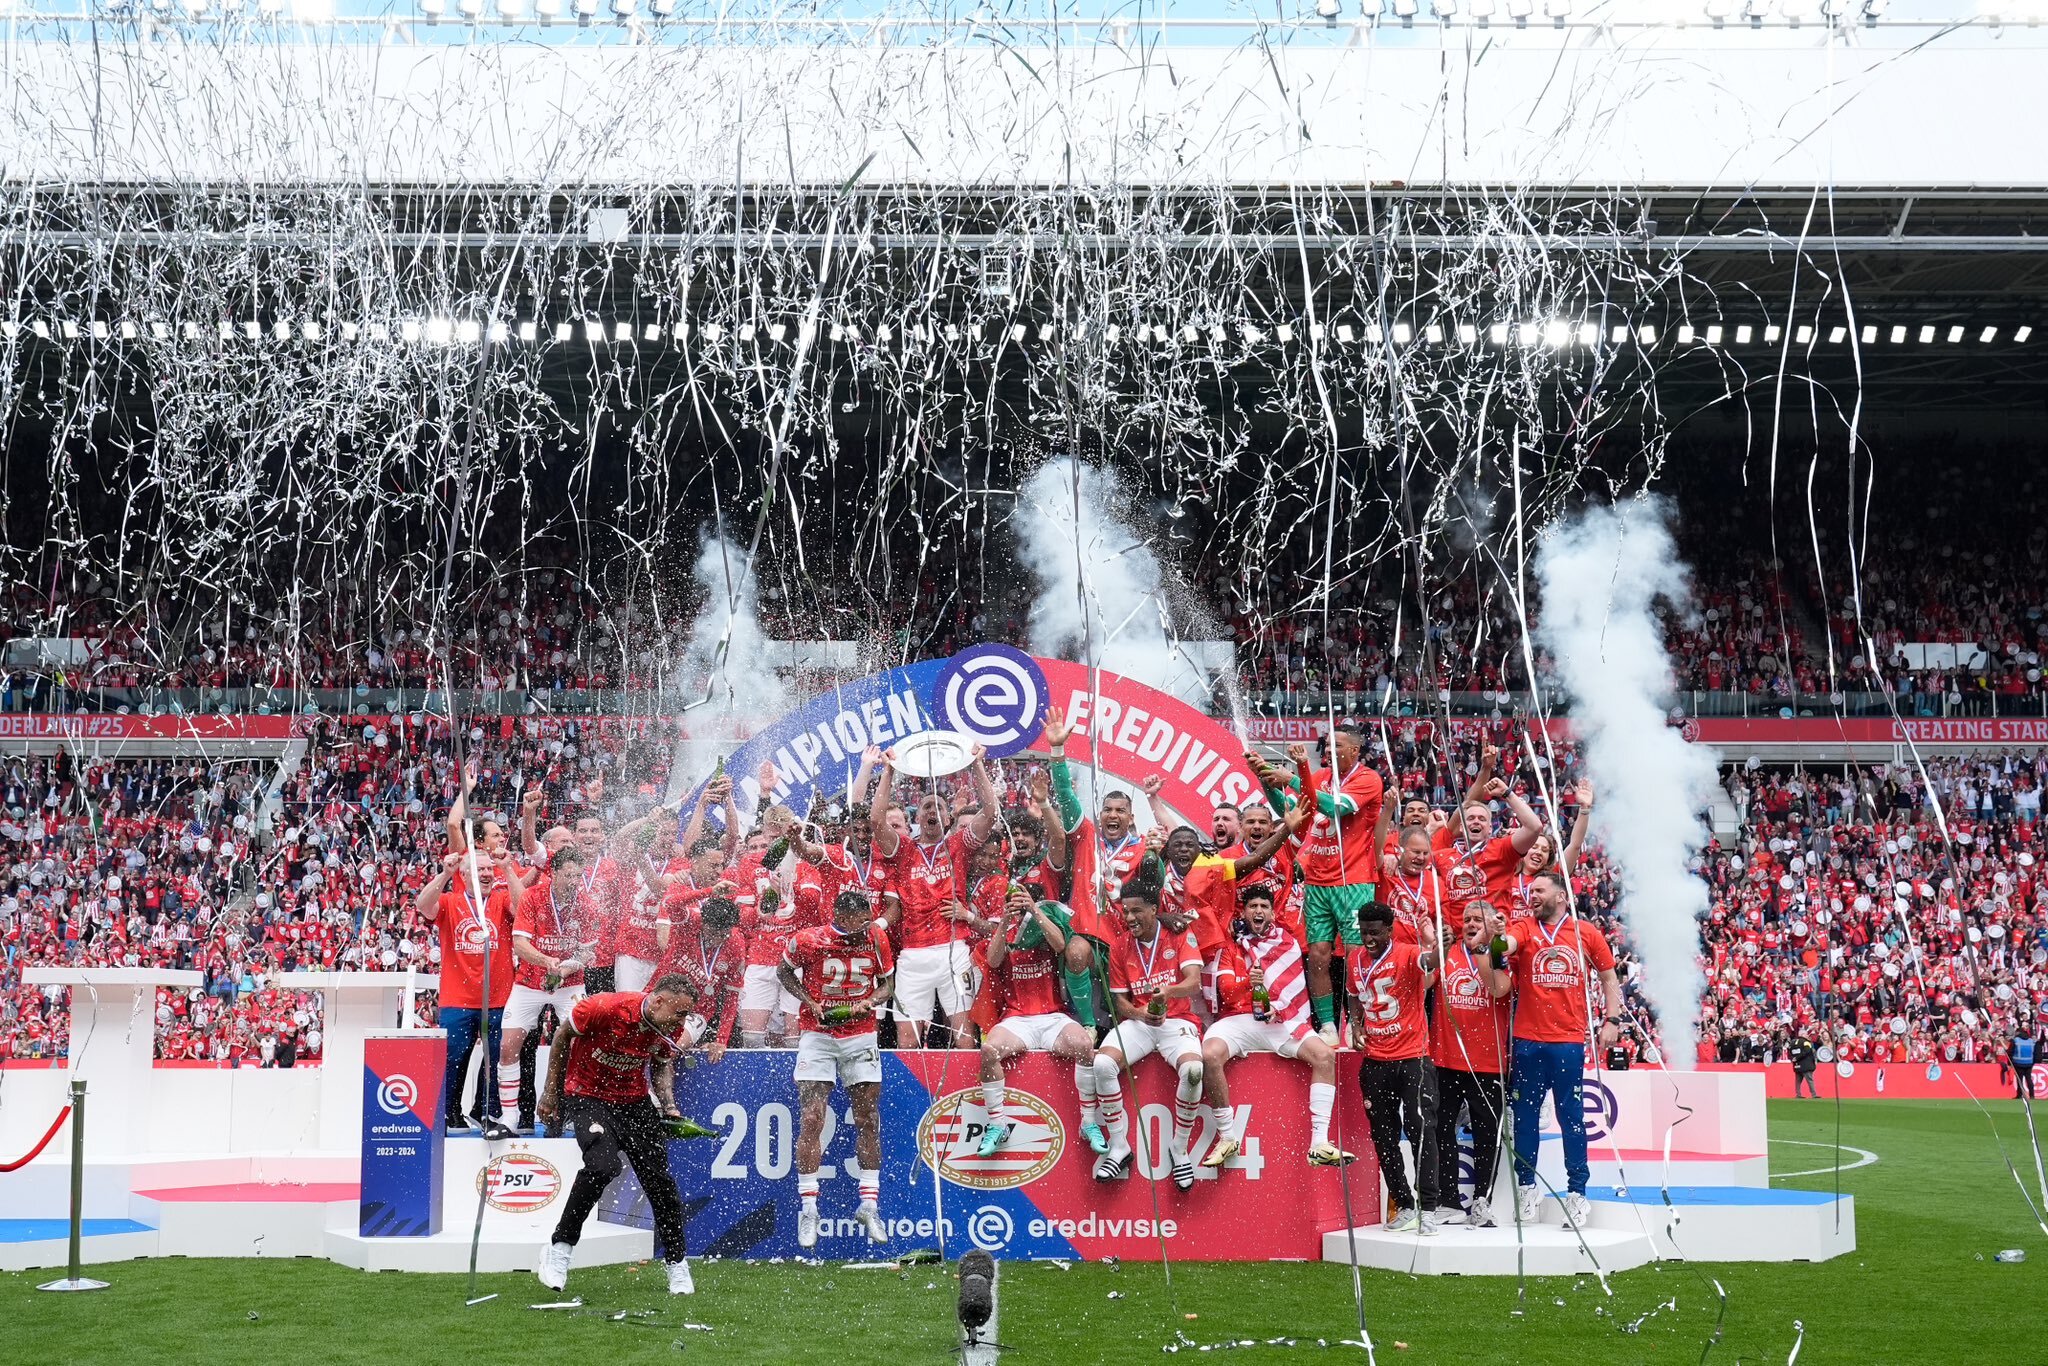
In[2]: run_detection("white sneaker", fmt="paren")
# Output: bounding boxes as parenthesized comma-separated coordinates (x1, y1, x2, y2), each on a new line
(666, 1259, 695, 1295)
(855, 1202, 888, 1243)
(1385, 1205, 1419, 1234)
(797, 1202, 819, 1249)
(1433, 1204, 1467, 1226)
(1467, 1195, 1495, 1229)
(1516, 1185, 1541, 1223)
(537, 1240, 571, 1291)
(1562, 1192, 1592, 1228)
(1419, 1210, 1443, 1237)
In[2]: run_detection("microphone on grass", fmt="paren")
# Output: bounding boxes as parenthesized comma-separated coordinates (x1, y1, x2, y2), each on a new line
(958, 1248, 995, 1333)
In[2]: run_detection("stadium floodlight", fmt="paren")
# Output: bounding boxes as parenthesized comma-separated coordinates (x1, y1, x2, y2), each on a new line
(1828, 325, 1845, 343)
(1315, 0, 1341, 19)
(573, 0, 598, 19)
(1779, 0, 1817, 21)
(1916, 324, 1934, 344)
(1735, 325, 1753, 344)
(1431, 0, 1457, 14)
(1392, 0, 1419, 19)
(1487, 321, 1508, 345)
(1678, 324, 1696, 344)
(1456, 322, 1476, 344)
(1980, 325, 1999, 342)
(1542, 320, 1569, 347)
(182, 0, 207, 15)
(2017, 325, 2035, 342)
(650, 0, 675, 12)
(458, 0, 483, 15)
(1765, 324, 1782, 342)
(1610, 324, 1628, 344)
(1275, 323, 1295, 341)
(553, 321, 573, 341)
(258, 0, 284, 13)
(535, 0, 560, 13)
(611, 0, 636, 16)
(399, 320, 422, 342)
(420, 0, 445, 15)
(1888, 324, 1907, 344)
(1743, 0, 1769, 18)
(1859, 324, 1876, 343)
(1425, 323, 1444, 343)
(517, 320, 538, 342)
(339, 322, 358, 340)
(1947, 325, 1964, 343)
(1705, 324, 1724, 345)
(1637, 324, 1656, 344)
(426, 318, 455, 344)
(1543, 0, 1571, 18)
(1795, 325, 1812, 343)
(1704, 0, 1734, 17)
(1393, 322, 1413, 344)
(1466, 0, 1494, 14)
(1505, 0, 1531, 17)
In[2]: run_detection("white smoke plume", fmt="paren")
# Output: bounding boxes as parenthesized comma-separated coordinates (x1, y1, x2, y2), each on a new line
(665, 534, 791, 808)
(1015, 456, 1214, 706)
(1534, 498, 1721, 1067)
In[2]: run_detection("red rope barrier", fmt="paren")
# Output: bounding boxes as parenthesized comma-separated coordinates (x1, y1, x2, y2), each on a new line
(0, 1105, 72, 1172)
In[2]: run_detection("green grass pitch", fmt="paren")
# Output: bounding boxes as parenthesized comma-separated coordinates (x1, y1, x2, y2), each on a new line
(7, 1099, 2043, 1364)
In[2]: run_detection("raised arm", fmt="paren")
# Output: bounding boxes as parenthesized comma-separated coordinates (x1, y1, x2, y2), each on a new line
(1042, 706, 1084, 834)
(445, 758, 478, 854)
(414, 853, 461, 922)
(1140, 774, 1174, 833)
(871, 756, 902, 857)
(519, 786, 543, 858)
(1460, 743, 1499, 810)
(966, 747, 998, 845)
(1560, 778, 1595, 874)
(1226, 815, 1295, 877)
(1501, 782, 1544, 854)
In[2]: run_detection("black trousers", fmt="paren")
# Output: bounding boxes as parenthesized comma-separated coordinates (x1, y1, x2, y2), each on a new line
(1433, 1067, 1506, 1207)
(554, 1095, 688, 1263)
(2019, 1063, 2036, 1101)
(1794, 1066, 1820, 1099)
(1358, 1055, 1437, 1211)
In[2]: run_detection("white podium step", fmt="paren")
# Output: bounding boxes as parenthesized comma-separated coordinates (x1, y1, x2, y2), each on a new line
(323, 1219, 653, 1273)
(1321, 1222, 1657, 1276)
(1581, 1186, 1856, 1263)
(0, 1220, 160, 1272)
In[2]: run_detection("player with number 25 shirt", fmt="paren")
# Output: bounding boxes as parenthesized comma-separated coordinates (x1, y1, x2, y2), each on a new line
(778, 891, 897, 1250)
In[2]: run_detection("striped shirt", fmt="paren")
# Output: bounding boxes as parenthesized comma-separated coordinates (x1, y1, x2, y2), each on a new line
(1217, 922, 1313, 1043)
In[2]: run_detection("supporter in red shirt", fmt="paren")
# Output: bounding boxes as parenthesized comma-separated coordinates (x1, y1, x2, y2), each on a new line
(415, 848, 520, 1133)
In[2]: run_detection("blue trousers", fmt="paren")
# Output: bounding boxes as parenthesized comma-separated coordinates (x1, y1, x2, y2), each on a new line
(438, 1006, 504, 1123)
(1510, 1037, 1589, 1195)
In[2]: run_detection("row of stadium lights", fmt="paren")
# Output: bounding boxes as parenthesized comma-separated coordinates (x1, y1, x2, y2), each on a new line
(2, 317, 2036, 348)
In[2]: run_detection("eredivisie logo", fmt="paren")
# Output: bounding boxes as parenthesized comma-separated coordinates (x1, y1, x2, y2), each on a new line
(915, 1087, 1065, 1190)
(476, 1149, 563, 1213)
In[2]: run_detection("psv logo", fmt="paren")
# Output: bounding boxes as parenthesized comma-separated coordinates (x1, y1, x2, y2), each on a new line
(476, 1150, 563, 1213)
(916, 1087, 1066, 1190)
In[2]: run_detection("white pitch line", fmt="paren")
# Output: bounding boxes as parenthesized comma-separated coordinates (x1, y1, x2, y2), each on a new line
(1768, 1138, 1880, 1180)
(962, 1261, 999, 1366)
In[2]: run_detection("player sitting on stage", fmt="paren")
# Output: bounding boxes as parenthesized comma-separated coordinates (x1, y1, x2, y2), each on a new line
(1091, 879, 1206, 1190)
(977, 884, 1093, 1157)
(536, 974, 709, 1296)
(779, 890, 897, 1249)
(1201, 884, 1354, 1171)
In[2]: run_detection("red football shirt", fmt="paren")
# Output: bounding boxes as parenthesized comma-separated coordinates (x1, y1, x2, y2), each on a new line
(1430, 944, 1512, 1074)
(881, 829, 983, 951)
(988, 939, 1066, 1018)
(817, 841, 890, 917)
(511, 874, 585, 991)
(1507, 915, 1615, 1044)
(1432, 835, 1522, 920)
(663, 911, 747, 1035)
(1108, 925, 1203, 1023)
(1377, 863, 1447, 947)
(562, 991, 687, 1104)
(1297, 763, 1386, 888)
(435, 886, 515, 1009)
(1350, 942, 1430, 1061)
(783, 922, 896, 1038)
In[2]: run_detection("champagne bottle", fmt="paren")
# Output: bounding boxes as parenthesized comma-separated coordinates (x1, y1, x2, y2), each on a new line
(663, 1114, 719, 1140)
(712, 755, 725, 778)
(821, 1003, 858, 1026)
(764, 835, 791, 869)
(543, 967, 563, 992)
(1252, 980, 1271, 1022)
(1145, 995, 1167, 1019)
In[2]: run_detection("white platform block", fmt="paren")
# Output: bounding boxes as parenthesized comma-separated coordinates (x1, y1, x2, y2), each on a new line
(133, 1194, 356, 1259)
(1321, 1223, 1657, 1276)
(0, 1227, 161, 1272)
(323, 1219, 652, 1273)
(0, 1161, 137, 1220)
(1581, 1186, 1856, 1263)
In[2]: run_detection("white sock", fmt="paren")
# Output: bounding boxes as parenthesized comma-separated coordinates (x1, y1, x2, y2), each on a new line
(982, 1080, 1006, 1121)
(1309, 1082, 1335, 1149)
(798, 1172, 819, 1207)
(742, 1031, 768, 1049)
(1092, 1056, 1128, 1150)
(1075, 1062, 1099, 1124)
(857, 1165, 879, 1208)
(497, 1069, 521, 1119)
(1171, 1063, 1203, 1155)
(1215, 1100, 1239, 1144)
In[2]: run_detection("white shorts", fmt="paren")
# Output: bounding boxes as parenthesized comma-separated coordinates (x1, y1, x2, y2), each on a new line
(1204, 1012, 1308, 1061)
(505, 982, 583, 1034)
(990, 1012, 1079, 1054)
(793, 1030, 883, 1087)
(615, 955, 659, 994)
(740, 964, 799, 1017)
(893, 942, 978, 1021)
(1103, 1016, 1202, 1069)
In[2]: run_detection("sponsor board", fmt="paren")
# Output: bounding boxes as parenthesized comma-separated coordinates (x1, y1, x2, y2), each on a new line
(360, 1030, 447, 1237)
(599, 1049, 1372, 1262)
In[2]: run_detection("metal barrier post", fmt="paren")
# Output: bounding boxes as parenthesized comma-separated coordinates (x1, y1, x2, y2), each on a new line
(37, 1079, 108, 1292)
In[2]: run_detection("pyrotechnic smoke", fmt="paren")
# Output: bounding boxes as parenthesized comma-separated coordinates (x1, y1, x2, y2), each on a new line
(1015, 456, 1212, 705)
(666, 535, 792, 808)
(1534, 498, 1720, 1066)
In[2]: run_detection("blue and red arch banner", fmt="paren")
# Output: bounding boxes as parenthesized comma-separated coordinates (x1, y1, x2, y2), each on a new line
(682, 644, 1264, 824)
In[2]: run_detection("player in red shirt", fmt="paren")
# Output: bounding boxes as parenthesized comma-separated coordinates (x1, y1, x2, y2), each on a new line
(414, 847, 520, 1134)
(664, 895, 748, 1059)
(1498, 868, 1622, 1228)
(1201, 884, 1353, 1172)
(1428, 897, 1514, 1229)
(1090, 880, 1205, 1190)
(536, 977, 709, 1297)
(778, 891, 898, 1249)
(1280, 729, 1389, 1043)
(975, 885, 1095, 1158)
(1348, 899, 1448, 1233)
(496, 843, 597, 1134)
(871, 745, 997, 1048)
(1040, 706, 1149, 1033)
